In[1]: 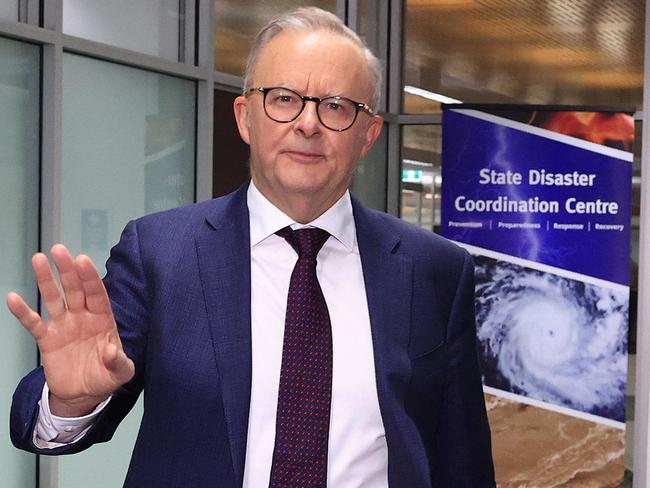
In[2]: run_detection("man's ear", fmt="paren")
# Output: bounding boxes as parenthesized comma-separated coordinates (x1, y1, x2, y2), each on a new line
(233, 95, 251, 145)
(359, 115, 384, 159)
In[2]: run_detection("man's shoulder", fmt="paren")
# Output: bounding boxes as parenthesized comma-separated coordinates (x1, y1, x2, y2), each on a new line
(134, 185, 247, 232)
(353, 199, 467, 263)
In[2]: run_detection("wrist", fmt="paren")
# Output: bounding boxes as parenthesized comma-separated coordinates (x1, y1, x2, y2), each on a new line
(48, 392, 108, 418)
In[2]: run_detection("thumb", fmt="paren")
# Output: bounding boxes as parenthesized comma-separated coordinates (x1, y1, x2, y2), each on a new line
(103, 343, 135, 386)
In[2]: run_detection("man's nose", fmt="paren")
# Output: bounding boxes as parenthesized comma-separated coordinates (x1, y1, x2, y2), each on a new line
(293, 100, 322, 137)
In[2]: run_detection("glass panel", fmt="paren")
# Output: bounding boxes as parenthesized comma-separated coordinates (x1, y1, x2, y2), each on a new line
(357, 0, 385, 111)
(352, 125, 387, 212)
(403, 1, 644, 113)
(214, 0, 337, 76)
(0, 2, 19, 22)
(0, 35, 40, 488)
(59, 53, 196, 487)
(400, 125, 441, 231)
(63, 0, 184, 61)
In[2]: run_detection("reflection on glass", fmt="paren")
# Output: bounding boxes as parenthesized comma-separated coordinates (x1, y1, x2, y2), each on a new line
(214, 0, 337, 76)
(402, 1, 644, 113)
(400, 125, 441, 231)
(63, 0, 184, 61)
(59, 54, 196, 488)
(403, 91, 442, 114)
(0, 36, 39, 488)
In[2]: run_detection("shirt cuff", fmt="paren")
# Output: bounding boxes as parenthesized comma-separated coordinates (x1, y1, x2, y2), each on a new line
(33, 382, 111, 449)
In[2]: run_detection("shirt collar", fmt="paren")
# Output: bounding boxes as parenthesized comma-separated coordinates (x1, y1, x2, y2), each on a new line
(247, 181, 356, 251)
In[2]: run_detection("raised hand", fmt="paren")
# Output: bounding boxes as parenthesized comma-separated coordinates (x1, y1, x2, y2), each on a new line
(6, 244, 134, 417)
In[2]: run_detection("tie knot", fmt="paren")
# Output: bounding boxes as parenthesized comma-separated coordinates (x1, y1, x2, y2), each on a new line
(276, 226, 330, 259)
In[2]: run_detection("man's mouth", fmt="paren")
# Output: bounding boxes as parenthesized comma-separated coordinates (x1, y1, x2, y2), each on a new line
(283, 150, 325, 163)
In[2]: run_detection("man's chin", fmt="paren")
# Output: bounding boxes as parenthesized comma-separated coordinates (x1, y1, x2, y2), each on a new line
(275, 172, 334, 197)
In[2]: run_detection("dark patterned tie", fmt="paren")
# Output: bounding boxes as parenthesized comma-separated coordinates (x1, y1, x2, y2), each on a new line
(269, 226, 333, 488)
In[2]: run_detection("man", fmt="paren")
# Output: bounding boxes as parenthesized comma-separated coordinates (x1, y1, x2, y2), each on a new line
(8, 7, 495, 487)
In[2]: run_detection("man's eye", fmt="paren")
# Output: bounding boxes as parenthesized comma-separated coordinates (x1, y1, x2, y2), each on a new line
(326, 102, 342, 111)
(275, 94, 296, 104)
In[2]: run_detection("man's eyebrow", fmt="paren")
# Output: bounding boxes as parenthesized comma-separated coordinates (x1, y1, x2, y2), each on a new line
(267, 85, 353, 100)
(314, 91, 350, 99)
(274, 84, 304, 94)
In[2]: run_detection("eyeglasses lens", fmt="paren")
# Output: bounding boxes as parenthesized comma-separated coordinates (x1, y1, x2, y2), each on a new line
(263, 87, 356, 131)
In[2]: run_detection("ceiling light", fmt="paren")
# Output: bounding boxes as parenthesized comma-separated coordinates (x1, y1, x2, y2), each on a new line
(404, 85, 462, 104)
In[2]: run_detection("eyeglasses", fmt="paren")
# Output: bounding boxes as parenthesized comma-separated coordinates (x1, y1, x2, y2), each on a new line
(246, 86, 375, 132)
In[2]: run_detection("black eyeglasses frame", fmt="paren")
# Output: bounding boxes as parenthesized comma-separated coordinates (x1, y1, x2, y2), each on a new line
(245, 86, 375, 132)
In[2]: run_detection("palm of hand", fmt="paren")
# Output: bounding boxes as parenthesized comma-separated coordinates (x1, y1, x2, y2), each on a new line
(6, 244, 134, 414)
(40, 307, 128, 401)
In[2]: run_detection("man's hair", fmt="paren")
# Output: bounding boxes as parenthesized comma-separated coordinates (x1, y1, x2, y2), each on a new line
(242, 7, 383, 112)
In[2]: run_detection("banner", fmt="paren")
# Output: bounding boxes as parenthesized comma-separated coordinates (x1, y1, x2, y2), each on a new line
(441, 106, 633, 487)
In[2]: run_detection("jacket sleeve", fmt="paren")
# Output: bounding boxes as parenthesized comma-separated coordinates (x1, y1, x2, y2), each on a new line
(10, 220, 150, 455)
(432, 250, 496, 487)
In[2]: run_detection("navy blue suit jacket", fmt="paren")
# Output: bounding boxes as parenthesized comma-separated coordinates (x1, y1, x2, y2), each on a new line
(11, 183, 495, 487)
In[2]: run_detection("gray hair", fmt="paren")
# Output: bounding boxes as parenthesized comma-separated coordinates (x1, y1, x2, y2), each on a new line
(242, 7, 383, 112)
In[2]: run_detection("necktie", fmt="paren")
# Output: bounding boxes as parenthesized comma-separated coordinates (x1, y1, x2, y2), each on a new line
(269, 226, 332, 488)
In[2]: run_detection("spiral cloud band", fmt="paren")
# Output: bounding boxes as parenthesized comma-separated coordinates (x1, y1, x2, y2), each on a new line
(474, 255, 628, 422)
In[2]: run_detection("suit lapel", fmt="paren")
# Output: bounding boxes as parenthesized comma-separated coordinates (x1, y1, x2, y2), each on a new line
(352, 199, 413, 392)
(195, 185, 251, 486)
(352, 198, 429, 486)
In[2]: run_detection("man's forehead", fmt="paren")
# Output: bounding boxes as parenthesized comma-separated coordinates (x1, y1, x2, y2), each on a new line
(251, 30, 369, 91)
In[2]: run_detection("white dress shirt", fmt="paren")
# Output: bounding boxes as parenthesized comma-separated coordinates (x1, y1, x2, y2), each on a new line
(35, 182, 389, 487)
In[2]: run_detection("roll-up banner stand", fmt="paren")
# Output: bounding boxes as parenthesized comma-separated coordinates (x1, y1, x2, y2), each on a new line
(441, 105, 634, 486)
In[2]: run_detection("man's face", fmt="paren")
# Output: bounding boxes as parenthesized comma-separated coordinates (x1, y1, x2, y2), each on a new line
(234, 30, 383, 217)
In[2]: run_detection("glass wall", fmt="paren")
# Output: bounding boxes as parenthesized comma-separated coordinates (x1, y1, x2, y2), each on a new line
(353, 126, 388, 212)
(400, 125, 440, 230)
(57, 54, 196, 487)
(213, 0, 337, 76)
(0, 36, 40, 488)
(63, 0, 185, 61)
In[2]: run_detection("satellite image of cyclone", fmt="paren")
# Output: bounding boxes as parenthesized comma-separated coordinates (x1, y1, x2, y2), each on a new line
(473, 254, 628, 422)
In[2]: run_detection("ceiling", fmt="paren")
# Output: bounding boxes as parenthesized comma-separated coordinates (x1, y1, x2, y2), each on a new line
(403, 0, 645, 112)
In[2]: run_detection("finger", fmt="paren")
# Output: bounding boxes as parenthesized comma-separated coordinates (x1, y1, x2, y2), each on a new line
(32, 253, 66, 320)
(50, 244, 86, 311)
(6, 292, 47, 341)
(75, 255, 113, 315)
(103, 343, 135, 386)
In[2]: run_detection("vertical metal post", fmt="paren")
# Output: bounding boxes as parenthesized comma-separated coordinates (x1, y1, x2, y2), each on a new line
(346, 0, 358, 32)
(39, 2, 63, 485)
(196, 0, 214, 201)
(385, 0, 403, 216)
(632, 2, 650, 485)
(17, 0, 39, 24)
(178, 0, 186, 63)
(40, 1, 62, 250)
